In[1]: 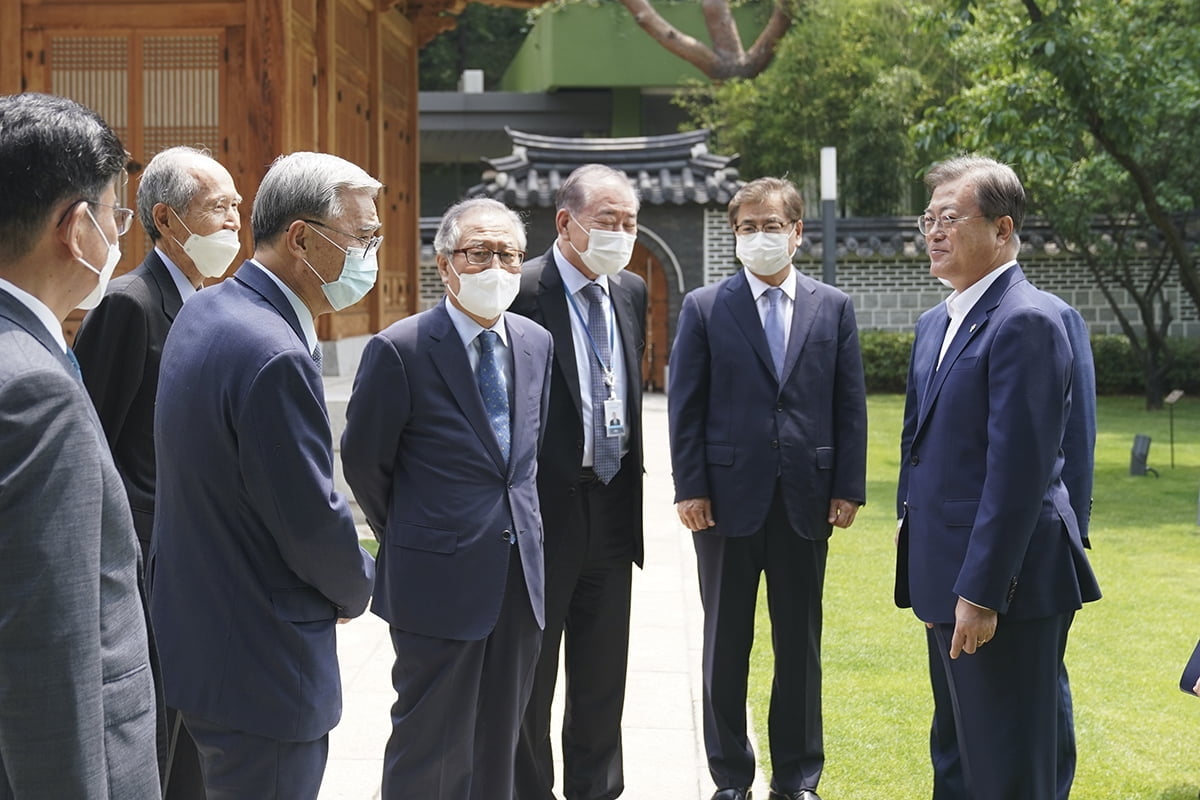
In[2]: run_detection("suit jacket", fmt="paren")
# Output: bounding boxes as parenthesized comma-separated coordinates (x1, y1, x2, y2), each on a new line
(510, 249, 647, 566)
(74, 250, 182, 547)
(895, 265, 1101, 624)
(342, 301, 552, 641)
(149, 261, 374, 742)
(1048, 295, 1096, 546)
(668, 268, 868, 539)
(0, 290, 160, 798)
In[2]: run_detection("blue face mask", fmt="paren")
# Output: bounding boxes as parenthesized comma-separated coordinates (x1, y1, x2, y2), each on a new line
(303, 226, 380, 311)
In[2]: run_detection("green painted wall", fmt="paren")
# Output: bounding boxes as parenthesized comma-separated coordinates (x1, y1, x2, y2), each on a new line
(500, 1, 770, 92)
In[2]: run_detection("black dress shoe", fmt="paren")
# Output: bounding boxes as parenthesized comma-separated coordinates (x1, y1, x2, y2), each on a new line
(769, 790, 821, 800)
(711, 789, 752, 800)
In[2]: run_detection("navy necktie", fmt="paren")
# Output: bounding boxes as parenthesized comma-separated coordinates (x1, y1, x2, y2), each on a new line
(581, 283, 620, 484)
(311, 344, 322, 370)
(476, 330, 510, 463)
(764, 287, 785, 379)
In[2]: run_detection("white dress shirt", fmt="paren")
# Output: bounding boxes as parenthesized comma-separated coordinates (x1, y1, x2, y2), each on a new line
(155, 246, 200, 303)
(0, 278, 67, 352)
(249, 259, 318, 355)
(937, 261, 1017, 367)
(552, 243, 630, 465)
(745, 265, 797, 356)
(444, 297, 514, 394)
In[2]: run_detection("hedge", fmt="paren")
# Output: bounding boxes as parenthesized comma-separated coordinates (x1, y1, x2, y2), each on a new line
(857, 330, 1200, 396)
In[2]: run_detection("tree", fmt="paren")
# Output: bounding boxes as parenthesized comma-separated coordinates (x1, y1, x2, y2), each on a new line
(419, 4, 532, 91)
(617, 0, 792, 80)
(676, 0, 956, 214)
(913, 0, 1200, 408)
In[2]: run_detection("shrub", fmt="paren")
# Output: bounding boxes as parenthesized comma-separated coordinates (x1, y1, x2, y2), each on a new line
(859, 329, 913, 394)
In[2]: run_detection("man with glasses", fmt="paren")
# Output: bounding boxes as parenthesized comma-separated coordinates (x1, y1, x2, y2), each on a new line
(509, 163, 647, 800)
(342, 197, 553, 799)
(668, 176, 867, 800)
(0, 92, 161, 798)
(896, 155, 1100, 800)
(73, 145, 242, 800)
(148, 151, 377, 799)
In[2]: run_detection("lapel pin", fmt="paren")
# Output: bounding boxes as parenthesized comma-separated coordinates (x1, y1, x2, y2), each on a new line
(969, 323, 977, 333)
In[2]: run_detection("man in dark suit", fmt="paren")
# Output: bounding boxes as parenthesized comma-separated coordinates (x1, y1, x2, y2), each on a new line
(896, 155, 1101, 800)
(0, 91, 161, 799)
(149, 151, 378, 800)
(511, 163, 647, 800)
(668, 177, 868, 800)
(341, 197, 553, 800)
(916, 281, 1097, 800)
(74, 145, 242, 799)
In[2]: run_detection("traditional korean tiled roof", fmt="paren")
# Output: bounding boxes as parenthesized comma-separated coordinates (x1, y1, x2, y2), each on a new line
(468, 127, 742, 208)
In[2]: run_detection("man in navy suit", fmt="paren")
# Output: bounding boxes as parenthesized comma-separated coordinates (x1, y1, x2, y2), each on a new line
(669, 177, 868, 800)
(75, 145, 242, 799)
(896, 155, 1101, 800)
(150, 151, 378, 800)
(342, 198, 553, 800)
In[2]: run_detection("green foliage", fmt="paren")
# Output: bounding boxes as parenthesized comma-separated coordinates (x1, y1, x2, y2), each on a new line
(418, 5, 532, 91)
(749, 394, 1200, 798)
(858, 329, 914, 394)
(674, 0, 956, 215)
(859, 330, 1200, 396)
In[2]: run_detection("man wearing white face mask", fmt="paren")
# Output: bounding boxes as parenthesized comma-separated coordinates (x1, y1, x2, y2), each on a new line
(510, 164, 648, 800)
(0, 91, 161, 800)
(342, 197, 553, 799)
(668, 177, 867, 800)
(149, 151, 377, 800)
(74, 145, 241, 800)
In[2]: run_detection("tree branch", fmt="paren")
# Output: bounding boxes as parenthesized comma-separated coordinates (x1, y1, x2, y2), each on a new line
(745, 3, 793, 77)
(618, 0, 719, 77)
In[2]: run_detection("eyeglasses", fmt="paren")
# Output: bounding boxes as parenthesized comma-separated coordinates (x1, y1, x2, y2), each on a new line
(735, 220, 793, 236)
(54, 199, 133, 236)
(453, 247, 526, 270)
(302, 219, 383, 258)
(916, 214, 985, 236)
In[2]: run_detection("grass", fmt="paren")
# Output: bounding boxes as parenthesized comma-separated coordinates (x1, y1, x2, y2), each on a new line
(748, 395, 1200, 798)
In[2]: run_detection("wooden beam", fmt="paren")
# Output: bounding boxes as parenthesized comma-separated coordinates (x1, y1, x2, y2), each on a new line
(25, 3, 245, 29)
(0, 1, 22, 93)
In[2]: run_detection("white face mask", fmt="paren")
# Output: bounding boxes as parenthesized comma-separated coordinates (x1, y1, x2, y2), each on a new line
(447, 263, 521, 320)
(77, 207, 122, 310)
(736, 231, 794, 277)
(569, 217, 636, 276)
(171, 208, 241, 278)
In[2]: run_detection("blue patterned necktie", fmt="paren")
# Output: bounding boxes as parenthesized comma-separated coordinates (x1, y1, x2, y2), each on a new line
(764, 287, 785, 379)
(476, 330, 510, 463)
(311, 344, 322, 370)
(581, 283, 620, 484)
(65, 348, 83, 381)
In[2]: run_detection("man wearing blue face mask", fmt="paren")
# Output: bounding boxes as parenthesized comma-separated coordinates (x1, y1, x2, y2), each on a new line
(148, 151, 377, 800)
(75, 144, 242, 800)
(669, 176, 867, 800)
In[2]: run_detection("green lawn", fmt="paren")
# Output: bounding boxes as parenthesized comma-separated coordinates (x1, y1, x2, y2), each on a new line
(748, 395, 1200, 798)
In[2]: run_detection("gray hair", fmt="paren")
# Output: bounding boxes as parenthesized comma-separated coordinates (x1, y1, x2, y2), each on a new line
(251, 151, 382, 246)
(556, 164, 639, 215)
(434, 198, 526, 256)
(136, 146, 213, 242)
(925, 155, 1027, 234)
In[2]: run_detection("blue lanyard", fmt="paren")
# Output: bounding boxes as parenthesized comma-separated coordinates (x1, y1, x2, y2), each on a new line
(564, 281, 617, 395)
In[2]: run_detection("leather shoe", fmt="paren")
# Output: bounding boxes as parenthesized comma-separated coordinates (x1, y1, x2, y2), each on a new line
(769, 791, 821, 800)
(711, 789, 752, 800)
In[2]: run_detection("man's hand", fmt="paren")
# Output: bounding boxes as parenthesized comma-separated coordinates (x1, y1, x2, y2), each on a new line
(676, 497, 715, 531)
(828, 498, 859, 528)
(949, 596, 998, 659)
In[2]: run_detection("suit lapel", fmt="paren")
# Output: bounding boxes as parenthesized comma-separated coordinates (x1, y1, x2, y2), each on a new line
(427, 303, 508, 472)
(0, 289, 78, 377)
(915, 305, 949, 422)
(778, 272, 820, 387)
(610, 271, 643, 409)
(144, 250, 184, 321)
(723, 271, 777, 380)
(232, 262, 308, 347)
(917, 266, 1026, 434)
(507, 315, 537, 477)
(536, 257, 584, 419)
